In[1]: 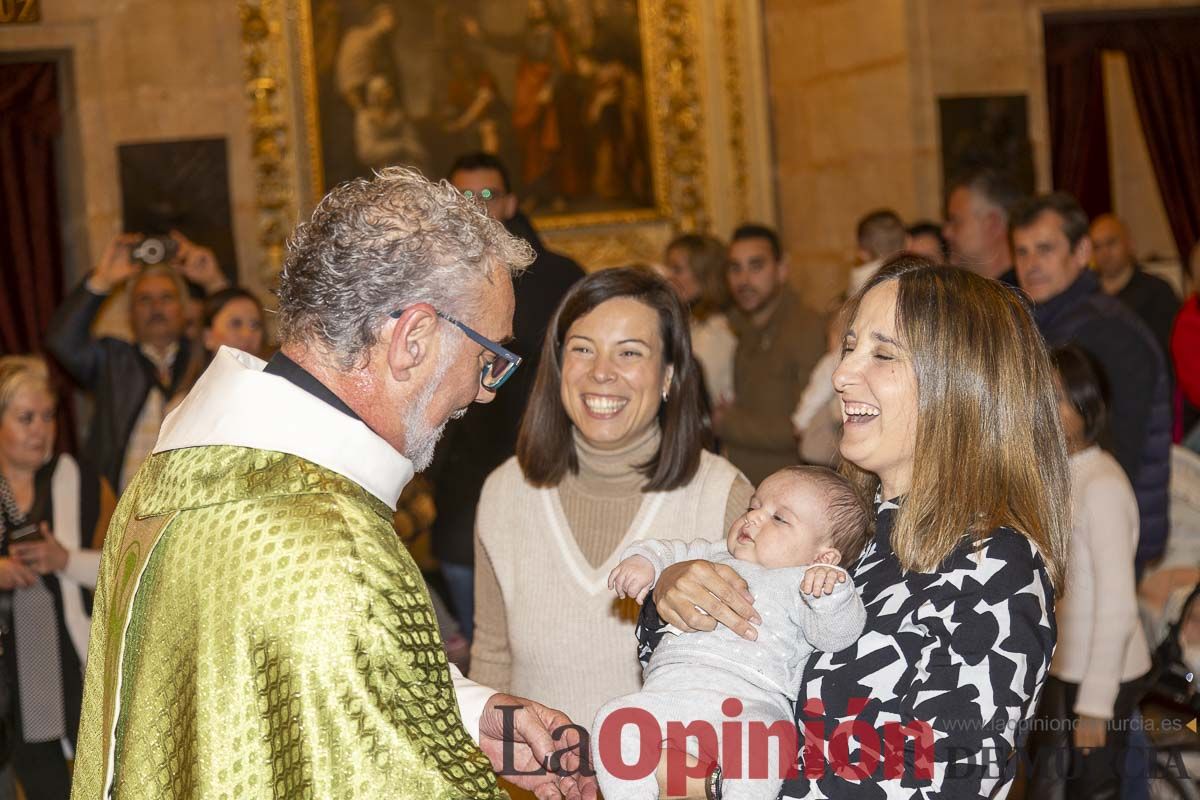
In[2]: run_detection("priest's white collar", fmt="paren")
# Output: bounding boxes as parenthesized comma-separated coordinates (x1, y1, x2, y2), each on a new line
(154, 347, 414, 509)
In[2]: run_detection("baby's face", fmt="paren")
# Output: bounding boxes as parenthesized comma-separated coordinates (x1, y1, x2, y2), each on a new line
(727, 473, 836, 569)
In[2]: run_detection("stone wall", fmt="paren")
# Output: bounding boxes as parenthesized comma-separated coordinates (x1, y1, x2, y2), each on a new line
(0, 1, 259, 294)
(762, 0, 917, 312)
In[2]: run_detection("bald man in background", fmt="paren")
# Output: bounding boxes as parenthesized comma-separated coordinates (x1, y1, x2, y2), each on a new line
(1091, 213, 1180, 362)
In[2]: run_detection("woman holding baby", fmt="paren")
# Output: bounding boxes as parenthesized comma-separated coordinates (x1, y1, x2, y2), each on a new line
(640, 256, 1070, 798)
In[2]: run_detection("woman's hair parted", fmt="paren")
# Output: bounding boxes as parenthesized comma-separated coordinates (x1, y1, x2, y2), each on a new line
(516, 267, 708, 491)
(276, 166, 535, 368)
(666, 233, 732, 321)
(838, 256, 1070, 595)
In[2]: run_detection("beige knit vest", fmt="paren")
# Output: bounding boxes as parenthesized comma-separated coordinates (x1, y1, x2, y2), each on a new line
(477, 451, 740, 729)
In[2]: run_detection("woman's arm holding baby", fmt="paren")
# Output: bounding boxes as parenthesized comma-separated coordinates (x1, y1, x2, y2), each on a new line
(650, 563, 761, 638)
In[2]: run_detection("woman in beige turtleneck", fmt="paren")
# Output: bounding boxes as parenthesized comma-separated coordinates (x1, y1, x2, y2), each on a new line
(470, 268, 753, 729)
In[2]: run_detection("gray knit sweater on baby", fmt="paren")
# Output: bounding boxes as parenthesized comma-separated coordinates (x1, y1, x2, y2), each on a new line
(622, 538, 866, 698)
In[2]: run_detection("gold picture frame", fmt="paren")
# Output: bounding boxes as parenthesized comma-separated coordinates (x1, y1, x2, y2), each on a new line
(289, 1, 710, 233)
(238, 0, 774, 280)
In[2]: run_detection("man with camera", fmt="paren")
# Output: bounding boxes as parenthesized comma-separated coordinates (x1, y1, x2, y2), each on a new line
(45, 231, 228, 494)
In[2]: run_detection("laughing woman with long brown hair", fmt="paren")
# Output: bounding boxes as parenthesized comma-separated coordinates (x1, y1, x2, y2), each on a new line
(634, 256, 1070, 799)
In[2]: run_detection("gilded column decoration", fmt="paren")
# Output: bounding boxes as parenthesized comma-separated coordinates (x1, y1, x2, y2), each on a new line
(722, 0, 750, 224)
(542, 222, 675, 272)
(239, 0, 297, 286)
(648, 0, 710, 233)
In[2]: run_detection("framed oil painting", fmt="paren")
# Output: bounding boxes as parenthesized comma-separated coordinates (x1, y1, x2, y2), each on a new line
(118, 138, 238, 282)
(938, 94, 1036, 198)
(243, 0, 772, 279)
(296, 0, 666, 227)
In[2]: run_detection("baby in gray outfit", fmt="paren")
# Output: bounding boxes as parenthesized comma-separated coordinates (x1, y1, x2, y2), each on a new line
(592, 466, 870, 800)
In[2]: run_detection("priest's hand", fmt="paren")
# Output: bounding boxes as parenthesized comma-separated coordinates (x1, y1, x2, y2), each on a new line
(477, 693, 598, 800)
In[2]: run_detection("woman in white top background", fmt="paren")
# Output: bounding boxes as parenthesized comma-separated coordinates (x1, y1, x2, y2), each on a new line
(0, 356, 112, 798)
(1029, 343, 1152, 800)
(661, 233, 737, 407)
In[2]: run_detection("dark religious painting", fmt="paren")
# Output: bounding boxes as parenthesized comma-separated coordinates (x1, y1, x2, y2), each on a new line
(302, 0, 653, 221)
(938, 95, 1036, 197)
(117, 138, 238, 281)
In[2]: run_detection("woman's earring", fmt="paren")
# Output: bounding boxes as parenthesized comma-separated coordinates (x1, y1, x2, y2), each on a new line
(661, 389, 669, 403)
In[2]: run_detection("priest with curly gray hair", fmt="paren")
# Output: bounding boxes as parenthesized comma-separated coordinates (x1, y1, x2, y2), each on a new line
(72, 167, 597, 800)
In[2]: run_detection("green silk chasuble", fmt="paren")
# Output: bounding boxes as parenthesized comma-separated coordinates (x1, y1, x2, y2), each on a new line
(71, 445, 505, 799)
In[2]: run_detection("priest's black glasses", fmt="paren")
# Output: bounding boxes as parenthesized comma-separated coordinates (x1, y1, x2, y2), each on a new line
(389, 308, 522, 391)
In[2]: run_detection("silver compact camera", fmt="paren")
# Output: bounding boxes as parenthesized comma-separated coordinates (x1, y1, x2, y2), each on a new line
(130, 236, 178, 266)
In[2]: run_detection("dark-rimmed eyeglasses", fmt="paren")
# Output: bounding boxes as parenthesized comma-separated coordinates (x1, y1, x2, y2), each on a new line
(389, 308, 521, 391)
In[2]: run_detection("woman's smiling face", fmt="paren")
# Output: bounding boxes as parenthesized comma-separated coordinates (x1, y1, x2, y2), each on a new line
(204, 297, 264, 356)
(832, 281, 919, 498)
(559, 296, 673, 450)
(0, 383, 56, 473)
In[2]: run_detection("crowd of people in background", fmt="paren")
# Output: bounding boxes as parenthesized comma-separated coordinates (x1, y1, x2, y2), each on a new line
(3, 149, 1200, 799)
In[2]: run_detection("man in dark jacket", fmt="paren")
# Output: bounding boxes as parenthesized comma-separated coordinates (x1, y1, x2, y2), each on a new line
(45, 235, 213, 493)
(428, 153, 584, 639)
(1090, 213, 1181, 363)
(1012, 193, 1171, 567)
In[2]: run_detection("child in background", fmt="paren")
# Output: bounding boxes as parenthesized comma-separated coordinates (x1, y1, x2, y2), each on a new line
(1027, 344, 1152, 799)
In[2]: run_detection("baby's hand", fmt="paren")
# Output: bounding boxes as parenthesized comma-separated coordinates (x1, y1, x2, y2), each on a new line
(800, 565, 845, 597)
(608, 556, 656, 604)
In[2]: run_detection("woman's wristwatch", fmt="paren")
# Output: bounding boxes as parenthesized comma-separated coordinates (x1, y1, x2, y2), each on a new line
(705, 763, 722, 800)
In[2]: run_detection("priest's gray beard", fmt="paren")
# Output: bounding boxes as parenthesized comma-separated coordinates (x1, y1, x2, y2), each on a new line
(401, 335, 466, 471)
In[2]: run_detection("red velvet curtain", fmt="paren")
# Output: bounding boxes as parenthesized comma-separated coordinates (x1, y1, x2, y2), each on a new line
(0, 62, 75, 450)
(1044, 37, 1112, 220)
(1043, 11, 1200, 261)
(1126, 48, 1200, 264)
(1, 62, 64, 354)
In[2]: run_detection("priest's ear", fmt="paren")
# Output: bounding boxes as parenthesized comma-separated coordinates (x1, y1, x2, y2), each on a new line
(382, 303, 439, 382)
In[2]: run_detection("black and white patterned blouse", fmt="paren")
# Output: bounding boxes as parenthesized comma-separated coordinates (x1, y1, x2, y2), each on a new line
(636, 499, 1056, 798)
